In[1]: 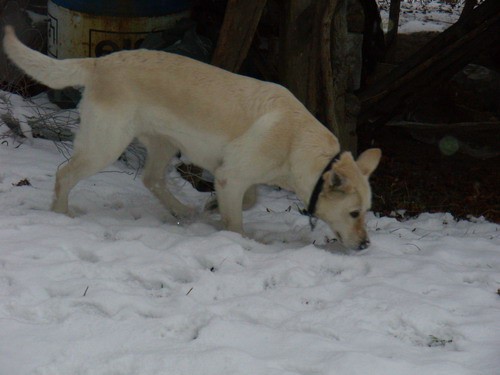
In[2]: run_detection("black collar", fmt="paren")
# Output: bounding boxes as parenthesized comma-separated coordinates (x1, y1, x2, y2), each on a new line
(304, 152, 341, 230)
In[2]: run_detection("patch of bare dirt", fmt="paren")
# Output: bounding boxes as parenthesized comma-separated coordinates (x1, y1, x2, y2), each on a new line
(360, 126, 499, 222)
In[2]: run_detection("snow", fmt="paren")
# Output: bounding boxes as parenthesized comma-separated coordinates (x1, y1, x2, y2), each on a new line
(1, 94, 499, 375)
(1, 2, 499, 373)
(378, 0, 462, 33)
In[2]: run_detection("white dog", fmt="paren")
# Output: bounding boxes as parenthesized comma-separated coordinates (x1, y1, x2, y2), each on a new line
(3, 25, 381, 249)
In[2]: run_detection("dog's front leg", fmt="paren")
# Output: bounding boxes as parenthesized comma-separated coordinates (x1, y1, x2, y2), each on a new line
(214, 172, 247, 235)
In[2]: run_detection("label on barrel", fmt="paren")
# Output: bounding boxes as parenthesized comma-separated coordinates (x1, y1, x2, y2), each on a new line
(47, 14, 58, 58)
(89, 30, 162, 57)
(47, 1, 187, 59)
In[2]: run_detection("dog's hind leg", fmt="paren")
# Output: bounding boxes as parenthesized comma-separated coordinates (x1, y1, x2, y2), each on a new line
(139, 135, 193, 219)
(52, 110, 135, 214)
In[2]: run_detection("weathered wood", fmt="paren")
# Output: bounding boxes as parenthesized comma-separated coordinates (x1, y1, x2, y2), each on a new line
(330, 0, 359, 153)
(357, 0, 385, 85)
(321, 0, 340, 137)
(279, 0, 317, 106)
(357, 0, 500, 126)
(305, 1, 324, 116)
(459, 0, 478, 21)
(211, 0, 267, 72)
(386, 0, 401, 47)
(386, 120, 500, 131)
(281, 0, 360, 153)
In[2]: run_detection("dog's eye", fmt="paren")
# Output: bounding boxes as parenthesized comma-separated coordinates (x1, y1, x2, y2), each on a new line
(350, 211, 360, 218)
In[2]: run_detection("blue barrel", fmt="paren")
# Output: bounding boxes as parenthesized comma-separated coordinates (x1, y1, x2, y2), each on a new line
(48, 0, 191, 58)
(50, 0, 191, 17)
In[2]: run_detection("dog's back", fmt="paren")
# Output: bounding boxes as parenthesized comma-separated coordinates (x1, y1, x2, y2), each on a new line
(3, 25, 309, 140)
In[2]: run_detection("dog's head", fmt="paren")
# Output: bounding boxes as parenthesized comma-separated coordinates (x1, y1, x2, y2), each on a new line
(314, 148, 381, 250)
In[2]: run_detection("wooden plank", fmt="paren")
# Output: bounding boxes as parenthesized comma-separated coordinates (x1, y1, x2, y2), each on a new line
(211, 0, 267, 72)
(322, 0, 341, 137)
(459, 0, 478, 21)
(279, 0, 316, 106)
(386, 120, 500, 131)
(329, 0, 360, 153)
(386, 0, 401, 47)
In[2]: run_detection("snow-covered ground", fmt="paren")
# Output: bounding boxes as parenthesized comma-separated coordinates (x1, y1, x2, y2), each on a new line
(1, 2, 499, 374)
(1, 96, 499, 375)
(378, 0, 463, 33)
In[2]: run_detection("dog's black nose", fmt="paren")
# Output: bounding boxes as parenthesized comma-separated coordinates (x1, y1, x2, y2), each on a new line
(357, 239, 370, 250)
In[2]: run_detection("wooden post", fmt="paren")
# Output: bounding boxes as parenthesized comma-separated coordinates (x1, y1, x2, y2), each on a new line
(279, 0, 317, 107)
(329, 0, 358, 153)
(320, 0, 340, 137)
(459, 0, 478, 21)
(384, 0, 401, 63)
(386, 0, 401, 47)
(211, 0, 267, 72)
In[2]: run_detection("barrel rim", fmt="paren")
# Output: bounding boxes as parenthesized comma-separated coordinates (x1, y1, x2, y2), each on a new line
(48, 0, 191, 17)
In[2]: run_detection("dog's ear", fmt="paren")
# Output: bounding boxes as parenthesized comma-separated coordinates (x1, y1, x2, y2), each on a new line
(322, 170, 343, 190)
(323, 152, 355, 193)
(356, 148, 381, 176)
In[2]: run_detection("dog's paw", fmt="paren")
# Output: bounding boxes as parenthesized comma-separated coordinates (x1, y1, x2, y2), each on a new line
(51, 202, 81, 218)
(64, 206, 87, 218)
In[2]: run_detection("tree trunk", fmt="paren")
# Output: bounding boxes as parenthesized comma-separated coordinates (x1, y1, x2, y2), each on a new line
(211, 0, 267, 72)
(330, 0, 358, 153)
(279, 0, 317, 107)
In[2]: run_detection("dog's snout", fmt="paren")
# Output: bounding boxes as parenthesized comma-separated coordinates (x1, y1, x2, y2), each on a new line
(357, 239, 370, 250)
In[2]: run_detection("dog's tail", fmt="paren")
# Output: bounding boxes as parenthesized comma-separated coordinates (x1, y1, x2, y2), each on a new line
(2, 25, 90, 89)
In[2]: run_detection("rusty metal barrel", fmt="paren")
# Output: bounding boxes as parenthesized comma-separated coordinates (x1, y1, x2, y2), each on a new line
(47, 0, 191, 58)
